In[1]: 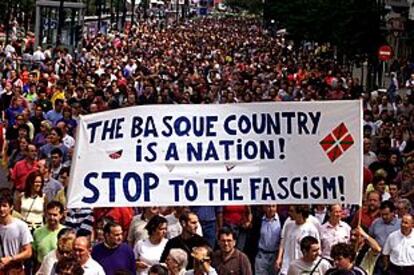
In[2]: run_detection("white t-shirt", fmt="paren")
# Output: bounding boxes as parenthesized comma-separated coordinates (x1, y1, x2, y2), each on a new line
(287, 257, 332, 275)
(383, 230, 414, 266)
(134, 238, 168, 275)
(0, 217, 33, 257)
(83, 257, 106, 275)
(280, 221, 320, 274)
(319, 221, 351, 258)
(35, 249, 57, 275)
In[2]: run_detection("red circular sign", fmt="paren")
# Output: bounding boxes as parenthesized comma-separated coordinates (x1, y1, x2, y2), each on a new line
(378, 45, 393, 61)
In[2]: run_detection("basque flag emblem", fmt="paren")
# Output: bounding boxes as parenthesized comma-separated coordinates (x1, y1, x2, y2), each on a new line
(319, 123, 354, 162)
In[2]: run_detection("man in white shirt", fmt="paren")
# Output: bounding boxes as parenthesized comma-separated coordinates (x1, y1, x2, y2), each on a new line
(382, 214, 414, 274)
(319, 204, 351, 258)
(276, 205, 320, 275)
(73, 236, 105, 275)
(0, 188, 33, 273)
(57, 121, 75, 149)
(287, 236, 331, 275)
(33, 47, 46, 63)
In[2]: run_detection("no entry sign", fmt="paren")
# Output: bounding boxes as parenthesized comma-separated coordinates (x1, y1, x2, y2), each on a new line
(378, 45, 393, 62)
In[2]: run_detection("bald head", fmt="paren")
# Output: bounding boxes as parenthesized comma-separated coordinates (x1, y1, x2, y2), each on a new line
(73, 236, 91, 265)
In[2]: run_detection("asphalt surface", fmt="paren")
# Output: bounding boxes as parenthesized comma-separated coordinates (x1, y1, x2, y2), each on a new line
(0, 161, 11, 189)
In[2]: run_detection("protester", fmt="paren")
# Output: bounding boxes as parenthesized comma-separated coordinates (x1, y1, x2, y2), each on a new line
(276, 205, 320, 275)
(134, 215, 168, 275)
(73, 236, 106, 275)
(287, 236, 331, 275)
(319, 204, 351, 258)
(165, 248, 188, 275)
(382, 214, 414, 274)
(15, 170, 46, 232)
(0, 188, 32, 274)
(248, 204, 282, 275)
(326, 243, 368, 275)
(92, 221, 136, 274)
(184, 246, 217, 275)
(32, 201, 65, 265)
(3, 14, 414, 275)
(211, 226, 252, 275)
(161, 211, 209, 269)
(35, 228, 76, 275)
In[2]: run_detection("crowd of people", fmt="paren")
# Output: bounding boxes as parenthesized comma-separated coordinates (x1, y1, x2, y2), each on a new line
(0, 15, 413, 275)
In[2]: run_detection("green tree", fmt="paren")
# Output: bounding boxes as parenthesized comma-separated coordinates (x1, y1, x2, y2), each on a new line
(267, 0, 385, 59)
(224, 0, 263, 14)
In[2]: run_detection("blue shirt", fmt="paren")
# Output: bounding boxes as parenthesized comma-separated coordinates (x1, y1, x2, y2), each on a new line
(258, 214, 281, 252)
(369, 217, 401, 247)
(45, 109, 63, 126)
(92, 242, 136, 275)
(190, 206, 222, 222)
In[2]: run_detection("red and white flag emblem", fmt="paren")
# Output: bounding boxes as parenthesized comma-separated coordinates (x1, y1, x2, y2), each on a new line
(319, 123, 354, 162)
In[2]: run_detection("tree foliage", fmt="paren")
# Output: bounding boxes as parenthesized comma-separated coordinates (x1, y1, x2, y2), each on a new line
(224, 0, 263, 14)
(267, 0, 385, 58)
(225, 0, 385, 59)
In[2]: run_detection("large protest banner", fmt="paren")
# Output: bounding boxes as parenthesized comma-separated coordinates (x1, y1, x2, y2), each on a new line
(67, 101, 363, 208)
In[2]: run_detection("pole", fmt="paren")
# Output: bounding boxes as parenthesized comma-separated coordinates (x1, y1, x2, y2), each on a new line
(57, 0, 64, 47)
(98, 0, 102, 31)
(116, 0, 120, 31)
(131, 0, 135, 27)
(5, 0, 10, 45)
(176, 0, 179, 23)
(110, 0, 114, 27)
(121, 0, 127, 31)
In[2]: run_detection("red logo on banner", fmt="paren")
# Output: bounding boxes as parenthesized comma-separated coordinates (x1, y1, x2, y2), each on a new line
(108, 150, 123, 159)
(320, 123, 354, 162)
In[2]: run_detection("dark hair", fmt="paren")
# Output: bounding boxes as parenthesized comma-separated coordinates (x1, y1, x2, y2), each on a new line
(57, 228, 76, 240)
(18, 124, 30, 134)
(0, 188, 14, 207)
(372, 175, 386, 186)
(294, 205, 310, 219)
(300, 236, 319, 253)
(59, 166, 71, 177)
(51, 148, 63, 158)
(380, 200, 396, 212)
(51, 127, 63, 139)
(330, 243, 355, 262)
(46, 200, 65, 214)
(145, 215, 167, 236)
(24, 170, 44, 198)
(55, 98, 64, 106)
(76, 228, 92, 238)
(148, 264, 169, 275)
(218, 226, 236, 240)
(55, 256, 84, 274)
(179, 210, 197, 225)
(103, 220, 121, 234)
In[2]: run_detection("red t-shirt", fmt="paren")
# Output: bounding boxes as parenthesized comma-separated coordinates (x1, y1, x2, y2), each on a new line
(223, 205, 247, 226)
(10, 159, 38, 191)
(94, 207, 134, 233)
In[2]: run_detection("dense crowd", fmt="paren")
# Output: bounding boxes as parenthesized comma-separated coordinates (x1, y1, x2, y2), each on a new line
(0, 16, 413, 275)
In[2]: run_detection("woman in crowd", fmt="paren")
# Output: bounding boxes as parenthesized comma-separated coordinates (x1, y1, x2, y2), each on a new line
(7, 136, 30, 168)
(15, 170, 47, 232)
(134, 215, 168, 275)
(33, 120, 51, 147)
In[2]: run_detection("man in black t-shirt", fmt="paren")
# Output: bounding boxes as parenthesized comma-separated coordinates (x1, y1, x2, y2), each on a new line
(160, 211, 209, 269)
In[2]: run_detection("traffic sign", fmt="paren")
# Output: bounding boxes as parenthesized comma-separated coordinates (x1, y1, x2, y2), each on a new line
(378, 45, 393, 62)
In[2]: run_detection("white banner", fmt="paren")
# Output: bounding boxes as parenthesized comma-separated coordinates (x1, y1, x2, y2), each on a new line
(67, 101, 363, 208)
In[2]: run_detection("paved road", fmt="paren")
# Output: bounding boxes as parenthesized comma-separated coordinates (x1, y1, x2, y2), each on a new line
(0, 163, 11, 189)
